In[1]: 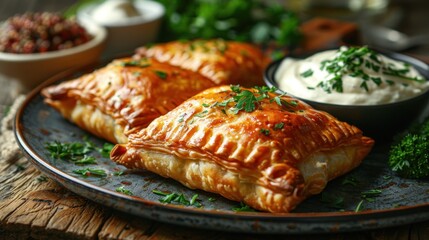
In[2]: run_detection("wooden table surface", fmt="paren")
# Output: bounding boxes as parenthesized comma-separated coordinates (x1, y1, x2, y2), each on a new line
(2, 1, 429, 239)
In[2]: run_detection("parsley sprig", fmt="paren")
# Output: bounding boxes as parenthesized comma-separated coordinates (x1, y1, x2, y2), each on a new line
(153, 189, 202, 207)
(212, 85, 297, 114)
(116, 186, 133, 196)
(46, 138, 95, 161)
(73, 168, 107, 177)
(119, 59, 151, 68)
(45, 137, 114, 165)
(232, 202, 256, 212)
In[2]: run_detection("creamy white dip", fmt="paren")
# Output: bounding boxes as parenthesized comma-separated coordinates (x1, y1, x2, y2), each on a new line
(91, 0, 141, 24)
(275, 46, 429, 105)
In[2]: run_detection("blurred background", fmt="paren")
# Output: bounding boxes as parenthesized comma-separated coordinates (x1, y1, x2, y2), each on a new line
(1, 0, 428, 55)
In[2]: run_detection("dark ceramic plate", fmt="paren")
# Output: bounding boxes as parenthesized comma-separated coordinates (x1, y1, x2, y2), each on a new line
(14, 68, 429, 234)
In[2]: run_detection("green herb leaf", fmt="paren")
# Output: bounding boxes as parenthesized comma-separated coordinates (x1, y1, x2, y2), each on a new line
(194, 110, 209, 118)
(73, 168, 107, 177)
(75, 155, 97, 165)
(232, 202, 255, 212)
(116, 186, 133, 195)
(113, 171, 124, 176)
(154, 70, 168, 79)
(152, 189, 202, 207)
(315, 46, 426, 93)
(274, 122, 284, 130)
(120, 60, 151, 68)
(361, 189, 382, 199)
(300, 69, 314, 78)
(260, 128, 270, 136)
(341, 176, 358, 186)
(99, 143, 115, 158)
(46, 139, 95, 160)
(355, 199, 365, 212)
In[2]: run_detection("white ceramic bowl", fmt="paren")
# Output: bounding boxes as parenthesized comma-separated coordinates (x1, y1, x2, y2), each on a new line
(0, 20, 107, 92)
(77, 0, 165, 59)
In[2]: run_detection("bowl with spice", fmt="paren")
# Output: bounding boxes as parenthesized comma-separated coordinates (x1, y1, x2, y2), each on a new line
(264, 46, 429, 139)
(0, 12, 107, 92)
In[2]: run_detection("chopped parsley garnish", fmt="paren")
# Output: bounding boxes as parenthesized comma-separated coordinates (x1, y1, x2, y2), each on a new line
(99, 143, 115, 158)
(355, 199, 365, 212)
(46, 138, 114, 167)
(382, 175, 392, 181)
(116, 186, 133, 196)
(120, 59, 151, 68)
(194, 110, 209, 118)
(341, 176, 358, 186)
(213, 39, 228, 54)
(274, 122, 285, 130)
(74, 156, 97, 165)
(212, 85, 297, 115)
(231, 86, 261, 113)
(260, 128, 270, 136)
(300, 69, 314, 78)
(73, 168, 107, 177)
(232, 202, 256, 212)
(154, 70, 168, 79)
(46, 139, 94, 160)
(113, 171, 124, 176)
(361, 189, 382, 199)
(177, 113, 186, 123)
(152, 189, 202, 207)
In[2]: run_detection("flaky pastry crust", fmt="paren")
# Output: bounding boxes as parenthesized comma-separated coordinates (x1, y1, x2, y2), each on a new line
(41, 57, 216, 143)
(134, 39, 269, 87)
(111, 86, 374, 212)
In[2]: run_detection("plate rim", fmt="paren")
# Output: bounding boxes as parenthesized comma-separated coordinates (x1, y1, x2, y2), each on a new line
(13, 66, 429, 234)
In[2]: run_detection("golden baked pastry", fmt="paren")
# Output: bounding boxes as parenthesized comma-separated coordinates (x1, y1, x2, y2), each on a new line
(42, 57, 216, 144)
(111, 85, 374, 213)
(134, 39, 268, 87)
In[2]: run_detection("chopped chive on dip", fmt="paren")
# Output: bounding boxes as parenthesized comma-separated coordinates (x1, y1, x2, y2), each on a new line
(311, 46, 425, 93)
(275, 46, 429, 105)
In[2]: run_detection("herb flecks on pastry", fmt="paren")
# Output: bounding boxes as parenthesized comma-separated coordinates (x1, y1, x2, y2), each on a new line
(134, 39, 269, 87)
(111, 85, 374, 213)
(42, 57, 216, 144)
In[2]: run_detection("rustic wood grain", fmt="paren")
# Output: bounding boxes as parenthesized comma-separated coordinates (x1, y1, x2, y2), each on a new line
(1, 0, 429, 239)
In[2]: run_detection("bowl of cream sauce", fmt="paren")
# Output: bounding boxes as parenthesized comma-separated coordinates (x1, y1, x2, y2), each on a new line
(264, 46, 429, 139)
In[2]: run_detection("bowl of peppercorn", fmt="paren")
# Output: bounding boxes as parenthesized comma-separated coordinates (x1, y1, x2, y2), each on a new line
(264, 46, 429, 139)
(0, 12, 107, 92)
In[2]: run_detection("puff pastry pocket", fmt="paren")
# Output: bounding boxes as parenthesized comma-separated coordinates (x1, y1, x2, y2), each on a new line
(134, 39, 268, 87)
(111, 85, 374, 213)
(41, 57, 216, 144)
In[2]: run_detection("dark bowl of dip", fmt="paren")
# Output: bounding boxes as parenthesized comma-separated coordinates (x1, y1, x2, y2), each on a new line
(264, 47, 429, 140)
